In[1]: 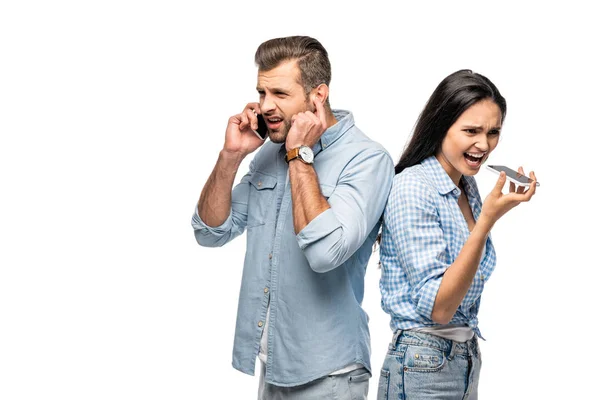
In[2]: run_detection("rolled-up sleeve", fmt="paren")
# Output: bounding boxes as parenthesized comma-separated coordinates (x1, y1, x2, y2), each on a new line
(386, 174, 450, 320)
(297, 150, 394, 273)
(191, 167, 252, 248)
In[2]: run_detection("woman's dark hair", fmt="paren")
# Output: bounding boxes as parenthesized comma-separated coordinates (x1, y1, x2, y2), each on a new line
(375, 70, 506, 249)
(394, 69, 507, 175)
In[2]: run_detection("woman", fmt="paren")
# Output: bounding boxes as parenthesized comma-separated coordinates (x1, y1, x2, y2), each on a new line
(377, 70, 537, 399)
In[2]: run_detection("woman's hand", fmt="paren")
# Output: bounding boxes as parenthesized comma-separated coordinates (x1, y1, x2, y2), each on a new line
(480, 166, 537, 228)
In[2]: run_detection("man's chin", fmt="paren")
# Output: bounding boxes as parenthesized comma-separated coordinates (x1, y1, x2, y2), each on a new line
(268, 131, 287, 144)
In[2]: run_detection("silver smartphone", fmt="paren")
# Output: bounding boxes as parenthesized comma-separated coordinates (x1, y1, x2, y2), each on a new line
(486, 165, 540, 187)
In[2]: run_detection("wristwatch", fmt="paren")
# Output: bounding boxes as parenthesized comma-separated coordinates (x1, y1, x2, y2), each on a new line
(285, 145, 314, 164)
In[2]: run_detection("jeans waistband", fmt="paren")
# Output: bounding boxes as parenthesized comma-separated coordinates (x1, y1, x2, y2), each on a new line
(390, 330, 479, 358)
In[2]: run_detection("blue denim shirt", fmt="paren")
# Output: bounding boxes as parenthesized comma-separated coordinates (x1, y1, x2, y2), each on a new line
(379, 156, 497, 339)
(192, 110, 394, 386)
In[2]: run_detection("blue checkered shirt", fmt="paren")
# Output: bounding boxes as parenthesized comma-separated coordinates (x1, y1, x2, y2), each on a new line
(379, 156, 496, 338)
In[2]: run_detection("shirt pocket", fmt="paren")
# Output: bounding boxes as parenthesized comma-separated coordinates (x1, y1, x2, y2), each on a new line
(247, 172, 278, 228)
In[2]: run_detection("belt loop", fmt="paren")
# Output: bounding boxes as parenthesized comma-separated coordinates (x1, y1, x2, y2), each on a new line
(447, 341, 456, 361)
(390, 329, 402, 350)
(470, 337, 478, 358)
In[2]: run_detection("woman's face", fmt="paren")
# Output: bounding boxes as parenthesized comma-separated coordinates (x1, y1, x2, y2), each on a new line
(436, 98, 502, 185)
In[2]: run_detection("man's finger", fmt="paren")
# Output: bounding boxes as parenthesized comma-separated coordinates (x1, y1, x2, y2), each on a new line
(240, 112, 250, 130)
(242, 109, 258, 131)
(313, 97, 327, 126)
(245, 102, 260, 114)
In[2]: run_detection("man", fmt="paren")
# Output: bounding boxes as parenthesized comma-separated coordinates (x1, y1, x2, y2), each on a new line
(191, 36, 394, 399)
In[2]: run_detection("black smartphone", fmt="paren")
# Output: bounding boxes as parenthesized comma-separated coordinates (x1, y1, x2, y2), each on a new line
(253, 114, 268, 140)
(486, 165, 540, 187)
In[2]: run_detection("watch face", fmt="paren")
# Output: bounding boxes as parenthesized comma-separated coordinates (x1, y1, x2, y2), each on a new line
(299, 146, 314, 163)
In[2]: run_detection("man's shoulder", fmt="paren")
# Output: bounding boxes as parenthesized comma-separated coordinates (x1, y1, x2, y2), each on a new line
(338, 124, 392, 161)
(331, 110, 390, 155)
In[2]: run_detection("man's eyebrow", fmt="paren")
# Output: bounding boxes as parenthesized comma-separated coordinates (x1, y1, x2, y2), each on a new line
(256, 86, 290, 93)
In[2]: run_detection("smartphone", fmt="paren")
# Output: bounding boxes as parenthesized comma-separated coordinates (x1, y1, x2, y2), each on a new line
(486, 165, 540, 187)
(253, 114, 268, 140)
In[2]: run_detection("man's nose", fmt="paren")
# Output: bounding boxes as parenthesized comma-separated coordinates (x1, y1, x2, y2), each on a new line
(261, 94, 276, 114)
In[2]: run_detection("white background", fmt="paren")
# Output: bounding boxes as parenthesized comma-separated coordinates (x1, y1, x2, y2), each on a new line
(1, 1, 598, 399)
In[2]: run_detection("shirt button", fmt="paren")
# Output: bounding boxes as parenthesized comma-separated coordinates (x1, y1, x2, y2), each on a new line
(268, 253, 272, 259)
(258, 321, 264, 327)
(257, 181, 262, 187)
(481, 274, 485, 281)
(264, 287, 269, 294)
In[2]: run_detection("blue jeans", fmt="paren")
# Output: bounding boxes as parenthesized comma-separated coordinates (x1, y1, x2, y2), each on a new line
(258, 362, 370, 400)
(377, 330, 481, 400)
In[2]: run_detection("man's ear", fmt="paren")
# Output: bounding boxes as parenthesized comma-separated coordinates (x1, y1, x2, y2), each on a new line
(311, 84, 329, 105)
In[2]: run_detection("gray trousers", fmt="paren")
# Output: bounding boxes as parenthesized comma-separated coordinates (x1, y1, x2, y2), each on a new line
(257, 363, 370, 400)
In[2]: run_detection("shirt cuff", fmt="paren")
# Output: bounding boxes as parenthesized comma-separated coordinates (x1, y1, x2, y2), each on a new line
(415, 278, 443, 320)
(296, 208, 341, 250)
(191, 206, 233, 233)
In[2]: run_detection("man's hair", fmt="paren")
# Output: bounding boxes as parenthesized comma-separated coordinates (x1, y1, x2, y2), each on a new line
(255, 36, 331, 105)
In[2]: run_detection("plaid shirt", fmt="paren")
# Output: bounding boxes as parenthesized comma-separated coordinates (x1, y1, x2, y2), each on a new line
(379, 156, 496, 338)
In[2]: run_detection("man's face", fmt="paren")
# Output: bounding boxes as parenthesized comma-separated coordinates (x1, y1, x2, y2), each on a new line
(256, 60, 313, 143)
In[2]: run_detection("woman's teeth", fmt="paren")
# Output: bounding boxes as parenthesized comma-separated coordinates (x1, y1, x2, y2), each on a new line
(464, 152, 486, 166)
(465, 152, 484, 159)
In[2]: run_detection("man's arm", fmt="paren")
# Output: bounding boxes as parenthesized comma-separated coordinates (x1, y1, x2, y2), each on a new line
(284, 96, 394, 272)
(288, 160, 330, 234)
(198, 150, 245, 227)
(192, 103, 264, 247)
(295, 150, 395, 273)
(285, 95, 335, 234)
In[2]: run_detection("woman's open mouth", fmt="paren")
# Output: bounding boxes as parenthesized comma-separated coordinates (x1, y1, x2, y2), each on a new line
(464, 152, 486, 168)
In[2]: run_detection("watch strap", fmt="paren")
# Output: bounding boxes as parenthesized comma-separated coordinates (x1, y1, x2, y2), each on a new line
(285, 147, 301, 163)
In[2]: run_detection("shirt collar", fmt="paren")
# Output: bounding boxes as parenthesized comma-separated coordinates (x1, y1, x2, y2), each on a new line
(421, 156, 460, 196)
(313, 109, 353, 156)
(421, 156, 478, 198)
(278, 109, 354, 156)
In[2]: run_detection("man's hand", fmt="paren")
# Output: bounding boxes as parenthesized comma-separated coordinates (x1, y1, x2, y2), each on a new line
(285, 98, 328, 151)
(223, 102, 265, 157)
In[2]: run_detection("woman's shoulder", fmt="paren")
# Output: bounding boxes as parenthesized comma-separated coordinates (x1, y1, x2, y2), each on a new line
(393, 164, 436, 190)
(390, 164, 438, 203)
